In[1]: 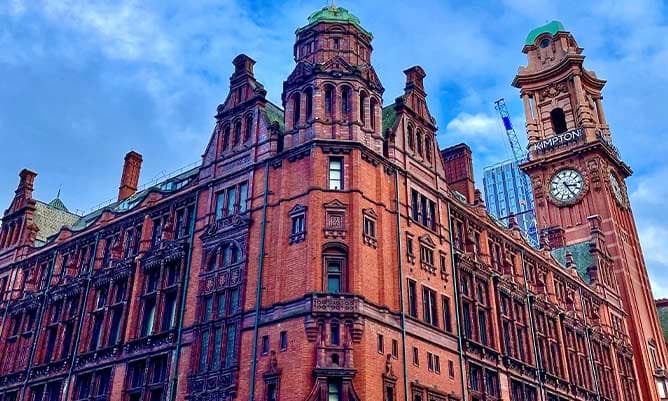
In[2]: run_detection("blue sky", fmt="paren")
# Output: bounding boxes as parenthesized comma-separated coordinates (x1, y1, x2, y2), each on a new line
(1, 0, 667, 295)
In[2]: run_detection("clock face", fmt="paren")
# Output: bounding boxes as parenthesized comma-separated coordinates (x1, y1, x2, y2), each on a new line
(550, 169, 584, 203)
(609, 172, 626, 205)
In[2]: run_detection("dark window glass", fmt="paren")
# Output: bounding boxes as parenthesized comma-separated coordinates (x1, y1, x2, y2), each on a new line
(408, 280, 417, 317)
(326, 260, 342, 293)
(550, 108, 568, 134)
(329, 158, 343, 190)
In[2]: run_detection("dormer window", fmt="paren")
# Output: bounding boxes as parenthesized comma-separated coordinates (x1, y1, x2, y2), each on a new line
(540, 38, 550, 48)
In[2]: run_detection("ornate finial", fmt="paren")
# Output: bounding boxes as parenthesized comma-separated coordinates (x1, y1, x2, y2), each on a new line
(56, 185, 62, 199)
(565, 251, 574, 268)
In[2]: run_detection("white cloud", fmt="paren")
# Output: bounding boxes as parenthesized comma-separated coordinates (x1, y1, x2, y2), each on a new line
(639, 225, 668, 267)
(446, 112, 501, 138)
(40, 0, 174, 63)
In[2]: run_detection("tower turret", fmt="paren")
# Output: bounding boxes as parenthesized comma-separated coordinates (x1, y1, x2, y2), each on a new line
(282, 6, 384, 153)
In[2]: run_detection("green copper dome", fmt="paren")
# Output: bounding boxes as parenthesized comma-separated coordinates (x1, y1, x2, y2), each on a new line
(525, 20, 566, 46)
(297, 6, 372, 38)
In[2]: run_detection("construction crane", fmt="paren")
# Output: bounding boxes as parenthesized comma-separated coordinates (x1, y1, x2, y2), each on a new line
(493, 98, 539, 247)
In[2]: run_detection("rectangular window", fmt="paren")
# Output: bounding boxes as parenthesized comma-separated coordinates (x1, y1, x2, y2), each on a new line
(329, 158, 343, 190)
(211, 327, 223, 370)
(422, 287, 437, 326)
(262, 335, 269, 355)
(141, 298, 156, 337)
(391, 339, 398, 358)
(215, 192, 225, 220)
(161, 291, 177, 331)
(434, 355, 441, 374)
(363, 217, 376, 238)
(226, 186, 236, 216)
(420, 245, 434, 266)
(427, 352, 434, 371)
(225, 325, 236, 367)
(377, 334, 384, 354)
(199, 331, 210, 371)
(108, 307, 123, 346)
(408, 280, 417, 317)
(326, 259, 343, 293)
(448, 360, 455, 378)
(412, 347, 419, 366)
(268, 383, 278, 401)
(280, 331, 288, 351)
(292, 214, 305, 235)
(442, 296, 452, 333)
(238, 182, 248, 213)
(411, 190, 419, 221)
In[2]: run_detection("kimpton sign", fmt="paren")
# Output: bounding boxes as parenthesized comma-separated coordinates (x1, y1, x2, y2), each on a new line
(532, 127, 584, 153)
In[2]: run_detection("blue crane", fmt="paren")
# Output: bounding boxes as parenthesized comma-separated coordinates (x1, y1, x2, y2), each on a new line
(493, 98, 539, 247)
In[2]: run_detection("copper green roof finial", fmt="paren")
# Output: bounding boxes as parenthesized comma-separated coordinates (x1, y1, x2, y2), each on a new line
(298, 4, 372, 38)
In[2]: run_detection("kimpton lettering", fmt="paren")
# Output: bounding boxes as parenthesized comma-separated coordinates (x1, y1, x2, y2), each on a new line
(532, 127, 584, 153)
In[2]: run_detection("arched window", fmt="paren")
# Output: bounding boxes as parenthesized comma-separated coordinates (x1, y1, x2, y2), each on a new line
(550, 108, 568, 134)
(416, 130, 423, 156)
(341, 86, 351, 119)
(305, 88, 313, 120)
(324, 85, 334, 117)
(222, 124, 231, 150)
(370, 98, 377, 130)
(244, 115, 253, 141)
(407, 124, 415, 151)
(323, 243, 347, 293)
(359, 91, 367, 126)
(233, 121, 242, 145)
(425, 135, 432, 162)
(292, 92, 301, 128)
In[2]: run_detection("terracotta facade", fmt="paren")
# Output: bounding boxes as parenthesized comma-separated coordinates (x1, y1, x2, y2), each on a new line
(0, 7, 663, 401)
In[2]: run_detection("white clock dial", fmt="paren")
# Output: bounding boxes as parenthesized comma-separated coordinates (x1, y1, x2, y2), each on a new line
(610, 172, 626, 205)
(550, 169, 584, 202)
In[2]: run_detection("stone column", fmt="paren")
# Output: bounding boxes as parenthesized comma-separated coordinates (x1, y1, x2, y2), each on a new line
(523, 93, 540, 144)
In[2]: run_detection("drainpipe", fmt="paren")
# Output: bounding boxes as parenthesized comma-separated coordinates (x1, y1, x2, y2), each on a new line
(249, 161, 270, 401)
(519, 249, 545, 401)
(393, 169, 409, 401)
(62, 232, 101, 401)
(168, 192, 200, 401)
(19, 249, 58, 401)
(578, 287, 602, 401)
(446, 203, 468, 401)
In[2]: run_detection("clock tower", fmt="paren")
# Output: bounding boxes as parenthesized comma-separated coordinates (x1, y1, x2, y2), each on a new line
(514, 21, 668, 401)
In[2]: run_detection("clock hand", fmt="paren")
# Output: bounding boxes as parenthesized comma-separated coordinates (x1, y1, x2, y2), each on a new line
(563, 184, 576, 195)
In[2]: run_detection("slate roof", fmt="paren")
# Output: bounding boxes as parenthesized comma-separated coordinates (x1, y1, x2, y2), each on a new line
(263, 101, 285, 132)
(656, 301, 668, 343)
(46, 166, 200, 240)
(382, 104, 398, 134)
(551, 241, 592, 283)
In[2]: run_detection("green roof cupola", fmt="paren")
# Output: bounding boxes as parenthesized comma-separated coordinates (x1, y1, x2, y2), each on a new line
(297, 5, 372, 38)
(525, 20, 566, 46)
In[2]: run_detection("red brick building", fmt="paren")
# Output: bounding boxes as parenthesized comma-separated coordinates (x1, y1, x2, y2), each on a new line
(0, 7, 665, 401)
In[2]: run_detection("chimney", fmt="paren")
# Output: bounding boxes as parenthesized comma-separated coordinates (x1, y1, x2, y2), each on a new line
(232, 54, 255, 78)
(403, 66, 426, 92)
(18, 169, 37, 196)
(118, 151, 143, 201)
(441, 143, 475, 203)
